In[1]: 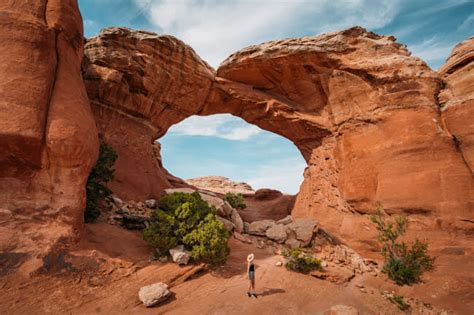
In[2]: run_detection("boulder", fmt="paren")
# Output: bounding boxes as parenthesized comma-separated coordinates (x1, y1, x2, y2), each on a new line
(286, 219, 318, 247)
(311, 265, 355, 285)
(145, 199, 157, 208)
(112, 196, 124, 208)
(217, 216, 235, 231)
(265, 224, 287, 243)
(230, 209, 244, 233)
(248, 220, 276, 236)
(169, 245, 190, 265)
(138, 282, 171, 307)
(285, 238, 301, 249)
(276, 215, 293, 225)
(233, 232, 252, 244)
(243, 222, 250, 234)
(324, 305, 359, 315)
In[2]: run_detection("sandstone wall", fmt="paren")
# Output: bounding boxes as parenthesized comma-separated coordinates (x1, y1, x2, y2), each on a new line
(0, 0, 98, 264)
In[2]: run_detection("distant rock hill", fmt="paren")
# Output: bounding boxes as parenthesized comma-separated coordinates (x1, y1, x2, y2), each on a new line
(185, 176, 254, 196)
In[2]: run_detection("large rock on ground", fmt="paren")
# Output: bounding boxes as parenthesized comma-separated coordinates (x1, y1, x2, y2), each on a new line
(265, 224, 288, 243)
(248, 220, 276, 236)
(286, 219, 318, 247)
(138, 282, 171, 307)
(169, 245, 190, 265)
(230, 209, 244, 233)
(216, 216, 235, 232)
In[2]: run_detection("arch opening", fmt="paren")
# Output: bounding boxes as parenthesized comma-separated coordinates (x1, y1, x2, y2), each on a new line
(157, 113, 307, 222)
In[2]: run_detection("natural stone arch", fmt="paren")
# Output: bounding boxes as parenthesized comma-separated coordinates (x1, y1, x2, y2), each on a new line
(83, 26, 472, 249)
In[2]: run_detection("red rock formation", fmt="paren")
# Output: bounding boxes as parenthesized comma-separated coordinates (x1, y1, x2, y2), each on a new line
(83, 26, 472, 247)
(0, 0, 98, 264)
(1, 1, 473, 266)
(439, 36, 474, 174)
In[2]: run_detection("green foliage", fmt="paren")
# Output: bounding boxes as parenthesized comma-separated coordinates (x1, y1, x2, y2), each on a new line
(183, 213, 231, 265)
(389, 295, 410, 311)
(144, 192, 231, 265)
(85, 139, 117, 223)
(283, 247, 322, 274)
(224, 192, 246, 210)
(370, 206, 434, 285)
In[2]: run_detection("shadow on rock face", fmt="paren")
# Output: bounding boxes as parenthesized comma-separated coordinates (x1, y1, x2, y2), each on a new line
(0, 252, 30, 277)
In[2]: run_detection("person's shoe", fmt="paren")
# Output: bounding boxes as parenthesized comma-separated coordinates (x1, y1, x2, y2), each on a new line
(247, 292, 251, 297)
(251, 293, 257, 299)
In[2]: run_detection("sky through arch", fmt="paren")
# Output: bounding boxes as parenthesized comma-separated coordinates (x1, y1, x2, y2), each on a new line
(159, 114, 306, 194)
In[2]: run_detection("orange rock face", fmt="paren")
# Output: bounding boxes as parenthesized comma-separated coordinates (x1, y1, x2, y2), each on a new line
(0, 0, 98, 263)
(82, 26, 472, 248)
(439, 36, 474, 173)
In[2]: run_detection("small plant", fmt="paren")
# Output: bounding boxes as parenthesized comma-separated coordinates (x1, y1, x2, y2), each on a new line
(370, 206, 434, 285)
(224, 192, 246, 210)
(85, 138, 118, 223)
(283, 247, 322, 274)
(144, 192, 231, 265)
(389, 294, 410, 311)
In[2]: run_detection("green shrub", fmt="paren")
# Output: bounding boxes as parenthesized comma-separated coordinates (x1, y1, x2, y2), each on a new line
(370, 206, 434, 285)
(283, 247, 322, 274)
(85, 139, 118, 223)
(183, 213, 230, 265)
(224, 192, 246, 210)
(144, 192, 231, 265)
(389, 295, 410, 311)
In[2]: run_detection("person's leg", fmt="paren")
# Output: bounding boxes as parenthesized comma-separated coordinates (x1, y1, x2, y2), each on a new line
(251, 278, 256, 296)
(248, 279, 252, 296)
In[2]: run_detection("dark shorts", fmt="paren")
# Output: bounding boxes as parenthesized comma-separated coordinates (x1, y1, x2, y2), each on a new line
(248, 271, 255, 280)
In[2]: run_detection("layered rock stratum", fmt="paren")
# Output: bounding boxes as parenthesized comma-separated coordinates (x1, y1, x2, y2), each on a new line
(0, 1, 472, 273)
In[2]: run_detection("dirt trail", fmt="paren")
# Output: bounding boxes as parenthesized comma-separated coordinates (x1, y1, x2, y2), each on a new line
(1, 224, 473, 314)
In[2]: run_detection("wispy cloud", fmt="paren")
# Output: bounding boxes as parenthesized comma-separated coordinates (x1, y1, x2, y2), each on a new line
(134, 0, 401, 67)
(457, 13, 474, 32)
(167, 114, 261, 141)
(408, 36, 456, 68)
(244, 157, 306, 194)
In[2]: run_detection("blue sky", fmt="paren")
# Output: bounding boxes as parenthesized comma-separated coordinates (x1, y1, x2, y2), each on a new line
(79, 0, 474, 193)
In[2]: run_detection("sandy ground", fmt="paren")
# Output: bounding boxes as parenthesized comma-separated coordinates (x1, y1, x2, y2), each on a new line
(1, 223, 473, 314)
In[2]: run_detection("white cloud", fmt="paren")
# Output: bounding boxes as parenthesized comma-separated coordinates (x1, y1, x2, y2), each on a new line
(134, 0, 401, 67)
(408, 36, 456, 68)
(167, 114, 261, 141)
(244, 157, 307, 194)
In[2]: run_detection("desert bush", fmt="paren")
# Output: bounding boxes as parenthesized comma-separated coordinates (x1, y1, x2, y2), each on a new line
(85, 139, 117, 223)
(144, 192, 231, 265)
(224, 192, 246, 210)
(283, 247, 322, 274)
(389, 294, 410, 311)
(370, 206, 434, 285)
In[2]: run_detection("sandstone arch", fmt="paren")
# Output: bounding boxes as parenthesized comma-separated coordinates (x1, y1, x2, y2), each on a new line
(83, 27, 472, 249)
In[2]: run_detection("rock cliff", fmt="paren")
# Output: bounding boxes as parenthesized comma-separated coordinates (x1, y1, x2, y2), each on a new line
(0, 0, 98, 265)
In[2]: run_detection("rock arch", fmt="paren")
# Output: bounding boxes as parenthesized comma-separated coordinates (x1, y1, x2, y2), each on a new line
(83, 27, 472, 246)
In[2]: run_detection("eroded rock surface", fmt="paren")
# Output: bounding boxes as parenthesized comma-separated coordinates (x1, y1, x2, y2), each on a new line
(2, 2, 473, 272)
(0, 0, 98, 263)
